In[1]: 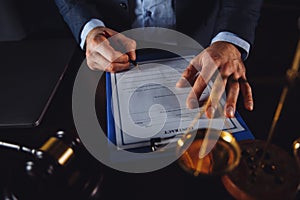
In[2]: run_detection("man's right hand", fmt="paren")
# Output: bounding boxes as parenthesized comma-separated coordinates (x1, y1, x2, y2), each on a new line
(85, 27, 137, 72)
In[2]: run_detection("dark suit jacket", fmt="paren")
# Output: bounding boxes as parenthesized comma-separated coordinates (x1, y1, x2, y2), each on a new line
(55, 0, 263, 49)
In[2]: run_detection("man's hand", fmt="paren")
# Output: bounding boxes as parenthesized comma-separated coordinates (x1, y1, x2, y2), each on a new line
(176, 41, 254, 118)
(85, 27, 137, 72)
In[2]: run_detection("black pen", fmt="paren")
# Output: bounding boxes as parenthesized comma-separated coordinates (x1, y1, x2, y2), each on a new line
(130, 59, 140, 70)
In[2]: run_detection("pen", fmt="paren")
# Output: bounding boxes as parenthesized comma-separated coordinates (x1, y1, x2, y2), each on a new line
(130, 59, 140, 70)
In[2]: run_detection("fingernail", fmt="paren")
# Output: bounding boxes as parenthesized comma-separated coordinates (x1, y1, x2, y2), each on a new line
(176, 77, 188, 87)
(247, 102, 254, 111)
(226, 106, 235, 117)
(187, 99, 199, 109)
(206, 106, 215, 118)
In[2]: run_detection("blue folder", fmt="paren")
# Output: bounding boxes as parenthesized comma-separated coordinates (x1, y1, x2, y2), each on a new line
(106, 50, 254, 151)
(106, 71, 254, 151)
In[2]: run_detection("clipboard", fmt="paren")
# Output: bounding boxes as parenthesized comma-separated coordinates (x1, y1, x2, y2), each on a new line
(106, 54, 254, 152)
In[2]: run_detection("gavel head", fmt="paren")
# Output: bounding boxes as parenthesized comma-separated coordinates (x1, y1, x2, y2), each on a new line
(2, 130, 104, 200)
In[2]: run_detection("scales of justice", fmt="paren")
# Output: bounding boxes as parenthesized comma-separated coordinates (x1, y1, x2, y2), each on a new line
(174, 20, 300, 200)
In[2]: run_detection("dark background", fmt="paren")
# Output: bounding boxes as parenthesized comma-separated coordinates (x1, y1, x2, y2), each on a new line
(0, 0, 300, 199)
(240, 1, 300, 151)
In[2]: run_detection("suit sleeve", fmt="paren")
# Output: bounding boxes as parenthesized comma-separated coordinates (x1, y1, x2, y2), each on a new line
(213, 0, 263, 47)
(54, 0, 101, 44)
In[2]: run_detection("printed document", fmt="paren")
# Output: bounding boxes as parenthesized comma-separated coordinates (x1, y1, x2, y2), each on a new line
(110, 56, 245, 150)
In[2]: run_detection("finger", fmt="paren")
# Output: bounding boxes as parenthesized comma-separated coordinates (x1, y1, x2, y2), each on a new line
(127, 50, 136, 62)
(176, 63, 198, 88)
(224, 77, 240, 118)
(240, 78, 254, 111)
(95, 39, 129, 63)
(205, 73, 227, 118)
(106, 62, 130, 72)
(185, 59, 218, 109)
(123, 40, 137, 61)
(86, 51, 111, 71)
(214, 60, 244, 118)
(176, 53, 209, 88)
(87, 51, 130, 72)
(113, 52, 129, 63)
(186, 75, 209, 109)
(110, 32, 137, 61)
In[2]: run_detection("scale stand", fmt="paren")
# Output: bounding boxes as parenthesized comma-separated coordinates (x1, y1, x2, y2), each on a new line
(222, 19, 300, 200)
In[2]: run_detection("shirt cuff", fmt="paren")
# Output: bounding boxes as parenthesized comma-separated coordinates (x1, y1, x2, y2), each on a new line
(80, 18, 105, 49)
(211, 31, 250, 60)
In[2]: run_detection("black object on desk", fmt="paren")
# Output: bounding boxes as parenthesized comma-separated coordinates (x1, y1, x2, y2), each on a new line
(0, 38, 76, 128)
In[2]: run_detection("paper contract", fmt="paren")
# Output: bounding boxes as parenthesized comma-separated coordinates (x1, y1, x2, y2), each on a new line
(109, 56, 245, 150)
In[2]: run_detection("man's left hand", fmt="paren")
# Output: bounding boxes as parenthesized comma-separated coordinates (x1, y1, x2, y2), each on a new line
(176, 41, 254, 118)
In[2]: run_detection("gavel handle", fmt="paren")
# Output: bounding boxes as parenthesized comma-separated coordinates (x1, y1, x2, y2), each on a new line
(0, 140, 38, 156)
